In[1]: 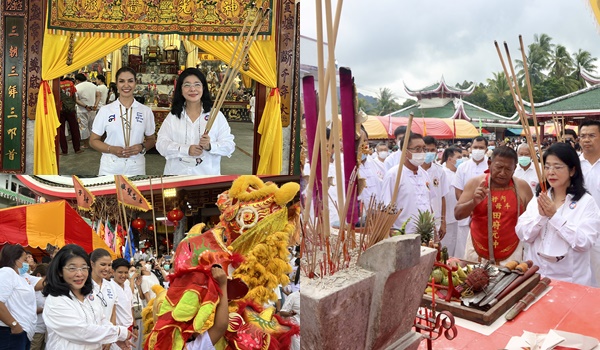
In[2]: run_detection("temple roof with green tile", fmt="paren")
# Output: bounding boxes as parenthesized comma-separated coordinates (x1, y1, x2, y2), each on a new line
(516, 84, 600, 120)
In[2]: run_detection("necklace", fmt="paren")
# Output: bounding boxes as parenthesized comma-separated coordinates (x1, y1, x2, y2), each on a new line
(77, 296, 98, 325)
(183, 108, 204, 145)
(119, 104, 133, 147)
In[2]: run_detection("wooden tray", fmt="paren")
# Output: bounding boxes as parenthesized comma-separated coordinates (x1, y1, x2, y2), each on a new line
(420, 273, 541, 325)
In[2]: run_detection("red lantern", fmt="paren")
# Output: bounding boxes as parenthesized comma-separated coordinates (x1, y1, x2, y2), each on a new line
(132, 217, 146, 230)
(147, 224, 154, 232)
(167, 207, 184, 226)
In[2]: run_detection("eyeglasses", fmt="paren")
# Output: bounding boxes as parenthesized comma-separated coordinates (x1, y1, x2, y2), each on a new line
(543, 164, 567, 171)
(181, 82, 203, 90)
(407, 147, 425, 153)
(96, 291, 107, 307)
(63, 266, 90, 273)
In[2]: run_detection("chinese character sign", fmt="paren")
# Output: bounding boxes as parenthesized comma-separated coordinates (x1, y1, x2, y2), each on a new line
(72, 175, 96, 211)
(2, 17, 25, 171)
(114, 175, 152, 212)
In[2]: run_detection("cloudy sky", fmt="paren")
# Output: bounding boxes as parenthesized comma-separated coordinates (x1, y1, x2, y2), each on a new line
(300, 0, 600, 101)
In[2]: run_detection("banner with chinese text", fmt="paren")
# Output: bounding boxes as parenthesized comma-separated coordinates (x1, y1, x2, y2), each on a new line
(47, 0, 273, 40)
(72, 175, 96, 211)
(114, 175, 152, 212)
(2, 17, 26, 172)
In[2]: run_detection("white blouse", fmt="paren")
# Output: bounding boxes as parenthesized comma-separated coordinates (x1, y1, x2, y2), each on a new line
(515, 191, 600, 286)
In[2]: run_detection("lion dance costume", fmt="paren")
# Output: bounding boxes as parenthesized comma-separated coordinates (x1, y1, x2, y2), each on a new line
(144, 176, 300, 350)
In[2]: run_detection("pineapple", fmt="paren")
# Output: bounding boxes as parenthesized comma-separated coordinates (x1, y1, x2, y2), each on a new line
(412, 210, 436, 245)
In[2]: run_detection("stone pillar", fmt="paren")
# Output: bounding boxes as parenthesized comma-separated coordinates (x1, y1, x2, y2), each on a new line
(300, 234, 437, 349)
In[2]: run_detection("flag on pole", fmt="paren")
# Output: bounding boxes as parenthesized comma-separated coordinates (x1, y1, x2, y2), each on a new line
(105, 220, 116, 252)
(479, 118, 483, 136)
(124, 225, 136, 262)
(115, 224, 126, 258)
(114, 175, 152, 212)
(96, 218, 105, 242)
(422, 117, 427, 136)
(453, 118, 457, 139)
(72, 175, 95, 211)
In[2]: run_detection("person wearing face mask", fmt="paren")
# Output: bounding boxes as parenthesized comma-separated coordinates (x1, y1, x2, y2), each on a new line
(384, 125, 407, 171)
(455, 147, 533, 264)
(139, 261, 161, 303)
(440, 147, 463, 257)
(372, 142, 390, 180)
(422, 136, 449, 242)
(451, 136, 490, 259)
(381, 132, 435, 234)
(0, 244, 37, 350)
(514, 143, 539, 195)
(358, 146, 383, 208)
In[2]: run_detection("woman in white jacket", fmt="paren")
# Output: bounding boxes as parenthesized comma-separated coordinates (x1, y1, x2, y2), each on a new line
(42, 244, 133, 349)
(156, 68, 235, 175)
(515, 143, 600, 286)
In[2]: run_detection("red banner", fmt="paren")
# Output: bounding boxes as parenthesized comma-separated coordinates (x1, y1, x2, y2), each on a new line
(72, 175, 95, 211)
(114, 175, 152, 212)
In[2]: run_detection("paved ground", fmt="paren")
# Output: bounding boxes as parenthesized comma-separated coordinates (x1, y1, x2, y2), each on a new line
(58, 122, 255, 175)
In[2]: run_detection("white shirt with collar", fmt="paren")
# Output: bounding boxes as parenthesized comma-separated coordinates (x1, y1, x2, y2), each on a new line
(92, 99, 156, 175)
(451, 157, 489, 226)
(424, 162, 449, 223)
(43, 291, 128, 350)
(443, 165, 458, 224)
(112, 281, 133, 328)
(0, 268, 36, 340)
(381, 165, 435, 233)
(92, 279, 119, 323)
(580, 153, 600, 287)
(383, 150, 402, 172)
(514, 164, 539, 195)
(156, 110, 235, 175)
(358, 157, 384, 204)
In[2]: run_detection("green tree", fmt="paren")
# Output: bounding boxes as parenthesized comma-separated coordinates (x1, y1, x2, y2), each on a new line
(572, 49, 598, 89)
(375, 87, 401, 115)
(485, 72, 510, 101)
(399, 98, 417, 109)
(549, 45, 574, 79)
(515, 44, 548, 86)
(358, 97, 376, 115)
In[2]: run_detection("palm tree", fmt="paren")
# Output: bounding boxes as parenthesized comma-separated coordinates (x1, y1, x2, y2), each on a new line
(376, 87, 400, 115)
(549, 45, 574, 79)
(533, 33, 554, 63)
(515, 44, 547, 86)
(572, 49, 598, 88)
(485, 72, 510, 101)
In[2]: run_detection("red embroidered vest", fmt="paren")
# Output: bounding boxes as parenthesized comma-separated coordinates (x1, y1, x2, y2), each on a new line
(470, 174, 524, 261)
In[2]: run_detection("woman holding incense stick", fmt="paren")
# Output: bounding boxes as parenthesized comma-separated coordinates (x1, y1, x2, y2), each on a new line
(90, 66, 156, 175)
(515, 143, 600, 287)
(156, 68, 235, 175)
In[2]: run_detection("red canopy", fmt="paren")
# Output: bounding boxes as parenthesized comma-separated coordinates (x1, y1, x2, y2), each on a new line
(375, 116, 454, 139)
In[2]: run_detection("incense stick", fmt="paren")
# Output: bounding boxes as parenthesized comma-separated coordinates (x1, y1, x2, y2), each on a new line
(149, 177, 159, 254)
(519, 35, 544, 154)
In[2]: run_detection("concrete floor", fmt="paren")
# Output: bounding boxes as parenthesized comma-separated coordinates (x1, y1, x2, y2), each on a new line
(58, 122, 255, 175)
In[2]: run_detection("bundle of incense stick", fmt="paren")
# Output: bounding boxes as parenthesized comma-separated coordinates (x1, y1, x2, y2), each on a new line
(552, 113, 563, 143)
(204, 6, 270, 134)
(494, 38, 546, 192)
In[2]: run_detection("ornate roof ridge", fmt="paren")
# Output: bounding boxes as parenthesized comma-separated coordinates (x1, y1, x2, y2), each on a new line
(580, 67, 600, 85)
(404, 76, 475, 98)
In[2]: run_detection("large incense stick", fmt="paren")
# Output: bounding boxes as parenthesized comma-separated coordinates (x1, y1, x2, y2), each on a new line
(149, 177, 159, 254)
(503, 41, 546, 190)
(494, 41, 545, 192)
(391, 112, 414, 203)
(205, 7, 269, 133)
(160, 176, 170, 252)
(519, 35, 544, 154)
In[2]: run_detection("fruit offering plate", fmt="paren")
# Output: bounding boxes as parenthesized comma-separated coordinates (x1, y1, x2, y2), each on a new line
(421, 271, 540, 326)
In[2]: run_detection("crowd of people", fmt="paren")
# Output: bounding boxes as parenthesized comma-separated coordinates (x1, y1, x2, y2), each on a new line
(0, 242, 301, 350)
(303, 119, 600, 288)
(58, 67, 236, 176)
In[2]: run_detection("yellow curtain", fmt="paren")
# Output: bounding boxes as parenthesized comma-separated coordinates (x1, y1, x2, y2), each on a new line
(189, 40, 276, 88)
(34, 33, 133, 174)
(241, 73, 252, 88)
(182, 39, 199, 68)
(189, 39, 281, 174)
(110, 48, 122, 85)
(257, 88, 282, 174)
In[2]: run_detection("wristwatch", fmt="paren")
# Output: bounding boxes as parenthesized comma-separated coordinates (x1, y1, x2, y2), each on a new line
(10, 321, 18, 328)
(140, 143, 146, 155)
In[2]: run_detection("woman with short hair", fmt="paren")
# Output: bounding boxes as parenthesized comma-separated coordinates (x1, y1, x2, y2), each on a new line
(42, 244, 132, 349)
(0, 244, 36, 350)
(516, 143, 600, 286)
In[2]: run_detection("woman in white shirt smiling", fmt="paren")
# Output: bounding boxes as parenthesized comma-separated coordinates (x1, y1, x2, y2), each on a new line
(156, 68, 235, 175)
(42, 244, 132, 349)
(516, 143, 600, 286)
(89, 249, 118, 327)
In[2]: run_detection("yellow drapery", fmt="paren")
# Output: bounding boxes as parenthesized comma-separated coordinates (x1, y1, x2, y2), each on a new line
(35, 33, 133, 174)
(182, 39, 199, 68)
(109, 47, 122, 85)
(189, 39, 282, 174)
(257, 88, 282, 174)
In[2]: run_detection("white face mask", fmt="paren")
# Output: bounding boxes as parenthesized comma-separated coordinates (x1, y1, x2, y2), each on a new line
(471, 149, 486, 161)
(409, 152, 426, 167)
(378, 151, 389, 159)
(129, 271, 135, 278)
(145, 264, 152, 272)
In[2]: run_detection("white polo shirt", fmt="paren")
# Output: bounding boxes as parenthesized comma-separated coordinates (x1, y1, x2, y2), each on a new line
(381, 165, 435, 233)
(580, 154, 600, 208)
(92, 279, 119, 323)
(92, 99, 155, 150)
(0, 268, 36, 340)
(514, 164, 539, 195)
(452, 157, 488, 226)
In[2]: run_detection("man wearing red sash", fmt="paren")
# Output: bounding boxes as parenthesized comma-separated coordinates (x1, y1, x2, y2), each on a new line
(455, 146, 533, 263)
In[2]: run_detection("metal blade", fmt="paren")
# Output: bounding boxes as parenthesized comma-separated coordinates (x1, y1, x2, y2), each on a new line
(478, 273, 519, 307)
